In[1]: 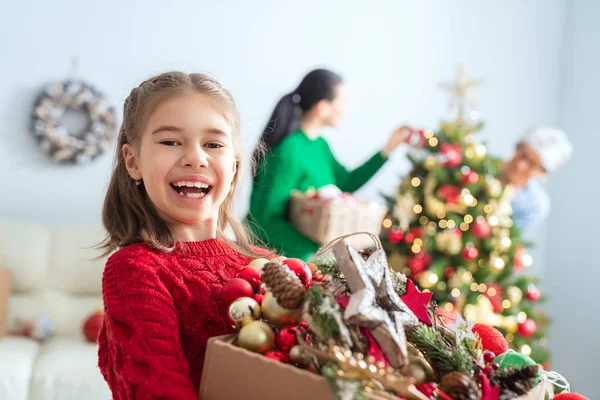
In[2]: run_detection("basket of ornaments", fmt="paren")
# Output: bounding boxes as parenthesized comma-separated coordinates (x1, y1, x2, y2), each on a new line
(289, 185, 388, 245)
(200, 233, 585, 400)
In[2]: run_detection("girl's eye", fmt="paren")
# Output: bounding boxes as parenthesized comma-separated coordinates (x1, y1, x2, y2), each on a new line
(160, 140, 181, 146)
(205, 142, 224, 149)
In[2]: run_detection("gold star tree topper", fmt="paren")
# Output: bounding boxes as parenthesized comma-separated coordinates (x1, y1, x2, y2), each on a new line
(439, 65, 486, 115)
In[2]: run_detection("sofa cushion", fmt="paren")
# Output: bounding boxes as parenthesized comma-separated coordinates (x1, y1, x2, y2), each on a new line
(0, 336, 40, 400)
(29, 337, 110, 400)
(0, 221, 50, 292)
(47, 225, 107, 295)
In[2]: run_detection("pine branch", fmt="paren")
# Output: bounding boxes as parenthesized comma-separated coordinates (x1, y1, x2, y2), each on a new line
(407, 325, 476, 376)
(312, 254, 344, 279)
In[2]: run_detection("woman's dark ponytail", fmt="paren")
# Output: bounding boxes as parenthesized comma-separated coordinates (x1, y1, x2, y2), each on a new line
(252, 69, 343, 174)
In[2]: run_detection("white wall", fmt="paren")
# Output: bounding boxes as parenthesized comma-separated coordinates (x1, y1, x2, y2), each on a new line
(0, 0, 566, 224)
(3, 0, 592, 392)
(544, 0, 599, 396)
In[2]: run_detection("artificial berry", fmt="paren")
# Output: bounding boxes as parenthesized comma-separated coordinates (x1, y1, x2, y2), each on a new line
(491, 363, 500, 371)
(482, 366, 494, 376)
(483, 351, 496, 363)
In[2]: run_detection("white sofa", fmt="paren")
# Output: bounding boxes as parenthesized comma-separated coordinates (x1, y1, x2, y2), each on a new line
(0, 220, 111, 400)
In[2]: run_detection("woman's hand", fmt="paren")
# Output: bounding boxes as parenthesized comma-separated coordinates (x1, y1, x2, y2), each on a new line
(381, 125, 413, 158)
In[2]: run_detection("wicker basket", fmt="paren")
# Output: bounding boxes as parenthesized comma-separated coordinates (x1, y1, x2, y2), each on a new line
(289, 192, 388, 245)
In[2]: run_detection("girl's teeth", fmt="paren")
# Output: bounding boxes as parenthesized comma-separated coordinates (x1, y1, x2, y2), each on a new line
(173, 181, 209, 188)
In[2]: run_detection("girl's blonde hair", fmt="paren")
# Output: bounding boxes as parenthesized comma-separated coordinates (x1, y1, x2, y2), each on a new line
(99, 71, 266, 258)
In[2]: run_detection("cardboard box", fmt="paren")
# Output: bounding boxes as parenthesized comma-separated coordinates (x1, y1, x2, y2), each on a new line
(0, 269, 11, 338)
(200, 335, 547, 400)
(200, 335, 333, 400)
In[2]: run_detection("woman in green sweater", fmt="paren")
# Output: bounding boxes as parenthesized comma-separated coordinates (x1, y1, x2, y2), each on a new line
(246, 69, 410, 260)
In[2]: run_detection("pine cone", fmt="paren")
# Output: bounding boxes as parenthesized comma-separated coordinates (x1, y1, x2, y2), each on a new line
(438, 372, 480, 400)
(491, 365, 539, 398)
(262, 261, 306, 309)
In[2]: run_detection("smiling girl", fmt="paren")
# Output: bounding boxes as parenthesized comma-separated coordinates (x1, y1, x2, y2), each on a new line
(97, 72, 267, 399)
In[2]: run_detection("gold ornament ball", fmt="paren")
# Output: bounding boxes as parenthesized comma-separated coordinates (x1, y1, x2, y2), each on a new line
(506, 286, 523, 304)
(289, 345, 309, 364)
(425, 195, 446, 216)
(424, 156, 437, 170)
(249, 257, 271, 271)
(405, 356, 436, 384)
(261, 291, 301, 327)
(435, 229, 462, 255)
(228, 297, 262, 330)
(238, 321, 275, 354)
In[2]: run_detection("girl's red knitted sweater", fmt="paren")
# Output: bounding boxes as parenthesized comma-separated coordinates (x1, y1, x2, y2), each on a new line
(98, 239, 256, 399)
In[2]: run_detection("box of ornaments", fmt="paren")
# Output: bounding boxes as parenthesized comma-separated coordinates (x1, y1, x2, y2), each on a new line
(200, 233, 585, 400)
(288, 185, 388, 245)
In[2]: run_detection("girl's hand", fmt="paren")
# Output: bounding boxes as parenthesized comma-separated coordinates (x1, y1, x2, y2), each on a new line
(381, 125, 413, 158)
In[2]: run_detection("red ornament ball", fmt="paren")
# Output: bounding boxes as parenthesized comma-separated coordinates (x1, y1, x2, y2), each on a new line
(518, 318, 537, 337)
(220, 278, 254, 308)
(235, 267, 262, 291)
(388, 229, 404, 244)
(275, 325, 298, 352)
(83, 311, 104, 343)
(462, 246, 479, 261)
(416, 382, 437, 397)
(462, 170, 480, 185)
(526, 286, 541, 302)
(264, 350, 289, 363)
(444, 267, 454, 278)
(253, 293, 264, 306)
(407, 252, 432, 276)
(472, 323, 509, 356)
(440, 143, 463, 168)
(283, 258, 312, 290)
(553, 394, 589, 400)
(472, 218, 491, 239)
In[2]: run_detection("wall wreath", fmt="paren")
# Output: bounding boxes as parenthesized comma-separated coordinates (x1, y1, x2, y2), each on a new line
(31, 80, 116, 164)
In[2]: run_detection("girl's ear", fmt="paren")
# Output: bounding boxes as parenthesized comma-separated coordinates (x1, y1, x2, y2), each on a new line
(122, 144, 142, 180)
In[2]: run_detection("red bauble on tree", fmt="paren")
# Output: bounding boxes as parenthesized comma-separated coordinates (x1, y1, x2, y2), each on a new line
(235, 267, 262, 292)
(437, 184, 461, 205)
(404, 227, 423, 244)
(83, 310, 104, 343)
(518, 318, 537, 337)
(526, 286, 541, 302)
(472, 217, 491, 239)
(462, 170, 480, 185)
(440, 143, 463, 168)
(275, 325, 298, 353)
(220, 278, 254, 308)
(462, 246, 479, 261)
(388, 228, 404, 244)
(472, 323, 509, 356)
(407, 251, 432, 276)
(282, 258, 312, 290)
(444, 266, 454, 278)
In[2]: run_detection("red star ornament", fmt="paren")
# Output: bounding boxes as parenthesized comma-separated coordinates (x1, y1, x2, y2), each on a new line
(478, 373, 500, 400)
(400, 279, 433, 325)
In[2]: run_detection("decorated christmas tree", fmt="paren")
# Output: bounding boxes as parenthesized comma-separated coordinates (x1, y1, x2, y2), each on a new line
(380, 67, 550, 365)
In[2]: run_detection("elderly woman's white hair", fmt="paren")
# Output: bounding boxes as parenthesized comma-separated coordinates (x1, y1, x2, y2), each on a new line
(521, 127, 573, 173)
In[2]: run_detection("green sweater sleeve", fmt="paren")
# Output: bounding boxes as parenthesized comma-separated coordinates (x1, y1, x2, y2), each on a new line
(250, 146, 319, 261)
(323, 140, 387, 193)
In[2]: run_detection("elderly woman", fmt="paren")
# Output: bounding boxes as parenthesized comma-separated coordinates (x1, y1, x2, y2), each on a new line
(503, 127, 573, 231)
